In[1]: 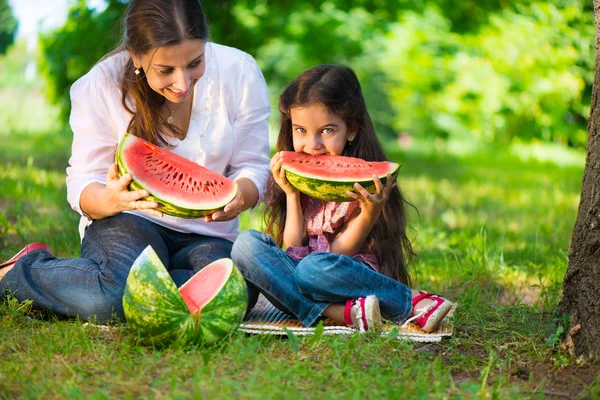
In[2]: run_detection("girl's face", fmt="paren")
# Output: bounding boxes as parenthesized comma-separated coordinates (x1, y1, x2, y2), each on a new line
(290, 104, 356, 156)
(130, 39, 206, 105)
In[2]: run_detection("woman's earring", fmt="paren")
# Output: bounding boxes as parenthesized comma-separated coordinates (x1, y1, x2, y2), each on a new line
(348, 140, 353, 147)
(134, 68, 141, 75)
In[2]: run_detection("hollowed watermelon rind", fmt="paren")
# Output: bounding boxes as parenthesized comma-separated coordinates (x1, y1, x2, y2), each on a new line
(122, 246, 203, 347)
(122, 246, 248, 347)
(116, 134, 238, 219)
(284, 162, 401, 202)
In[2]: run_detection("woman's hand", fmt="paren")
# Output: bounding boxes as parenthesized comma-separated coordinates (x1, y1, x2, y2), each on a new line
(205, 188, 245, 222)
(270, 152, 298, 196)
(346, 173, 396, 220)
(104, 163, 163, 217)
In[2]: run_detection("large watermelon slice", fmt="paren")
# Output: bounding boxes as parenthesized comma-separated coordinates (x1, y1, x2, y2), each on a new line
(122, 245, 248, 347)
(116, 134, 238, 218)
(280, 152, 401, 202)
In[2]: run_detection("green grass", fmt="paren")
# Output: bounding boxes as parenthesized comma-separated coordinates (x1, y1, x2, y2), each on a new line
(1, 50, 599, 398)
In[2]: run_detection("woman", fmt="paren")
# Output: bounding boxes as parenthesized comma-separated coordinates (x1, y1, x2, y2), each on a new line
(0, 0, 269, 322)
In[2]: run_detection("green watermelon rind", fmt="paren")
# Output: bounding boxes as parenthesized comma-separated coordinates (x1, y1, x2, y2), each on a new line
(122, 246, 203, 347)
(194, 261, 248, 345)
(123, 246, 248, 347)
(284, 163, 401, 202)
(116, 134, 238, 219)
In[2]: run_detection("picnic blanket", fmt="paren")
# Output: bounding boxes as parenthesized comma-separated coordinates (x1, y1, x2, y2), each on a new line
(240, 295, 455, 343)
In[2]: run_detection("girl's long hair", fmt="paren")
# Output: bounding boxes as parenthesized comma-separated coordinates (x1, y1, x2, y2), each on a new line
(265, 64, 414, 286)
(108, 0, 209, 146)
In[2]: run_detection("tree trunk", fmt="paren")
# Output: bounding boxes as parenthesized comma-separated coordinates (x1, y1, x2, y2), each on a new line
(559, 0, 600, 359)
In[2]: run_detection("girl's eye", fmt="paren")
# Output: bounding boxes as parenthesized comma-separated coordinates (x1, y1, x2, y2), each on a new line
(159, 68, 173, 75)
(322, 128, 334, 134)
(295, 127, 306, 134)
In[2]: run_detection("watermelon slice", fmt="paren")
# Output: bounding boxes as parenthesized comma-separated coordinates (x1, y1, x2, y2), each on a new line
(280, 152, 401, 202)
(122, 245, 248, 347)
(116, 134, 237, 218)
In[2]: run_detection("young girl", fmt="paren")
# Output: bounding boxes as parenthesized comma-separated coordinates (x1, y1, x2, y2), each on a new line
(231, 64, 452, 332)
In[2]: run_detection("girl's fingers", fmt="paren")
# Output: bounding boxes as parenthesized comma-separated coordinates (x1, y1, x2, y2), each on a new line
(345, 190, 360, 200)
(353, 182, 370, 198)
(383, 174, 395, 194)
(372, 174, 384, 194)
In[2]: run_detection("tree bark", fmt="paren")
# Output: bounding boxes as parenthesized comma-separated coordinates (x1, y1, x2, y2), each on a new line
(559, 0, 600, 359)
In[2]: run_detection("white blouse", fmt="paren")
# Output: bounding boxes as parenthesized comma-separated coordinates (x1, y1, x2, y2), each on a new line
(66, 42, 271, 241)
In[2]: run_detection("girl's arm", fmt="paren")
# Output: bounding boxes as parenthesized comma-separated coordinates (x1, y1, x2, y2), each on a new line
(330, 174, 396, 256)
(271, 152, 305, 248)
(283, 191, 305, 248)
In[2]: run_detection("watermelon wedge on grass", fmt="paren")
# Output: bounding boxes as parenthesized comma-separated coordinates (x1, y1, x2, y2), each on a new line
(122, 246, 248, 347)
(280, 152, 401, 202)
(116, 134, 238, 218)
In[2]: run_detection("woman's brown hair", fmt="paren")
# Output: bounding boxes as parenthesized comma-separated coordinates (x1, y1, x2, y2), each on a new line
(112, 0, 209, 146)
(265, 64, 415, 286)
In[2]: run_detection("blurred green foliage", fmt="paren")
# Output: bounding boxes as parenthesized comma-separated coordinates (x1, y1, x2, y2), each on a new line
(37, 0, 127, 122)
(0, 0, 18, 55)
(36, 0, 593, 148)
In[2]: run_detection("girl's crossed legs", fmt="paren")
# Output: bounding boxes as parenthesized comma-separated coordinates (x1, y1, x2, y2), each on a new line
(231, 229, 412, 327)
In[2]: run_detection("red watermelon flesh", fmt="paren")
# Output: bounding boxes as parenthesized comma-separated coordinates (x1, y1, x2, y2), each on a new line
(118, 134, 237, 211)
(280, 152, 398, 181)
(179, 260, 231, 314)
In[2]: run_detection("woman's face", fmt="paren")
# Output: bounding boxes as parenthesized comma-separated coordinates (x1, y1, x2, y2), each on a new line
(290, 103, 356, 156)
(131, 39, 206, 104)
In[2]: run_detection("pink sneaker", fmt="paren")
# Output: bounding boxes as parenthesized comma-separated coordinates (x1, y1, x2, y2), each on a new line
(403, 291, 453, 333)
(343, 295, 382, 332)
(0, 242, 51, 269)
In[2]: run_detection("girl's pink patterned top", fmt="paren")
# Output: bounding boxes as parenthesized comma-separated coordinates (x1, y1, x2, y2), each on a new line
(285, 195, 379, 272)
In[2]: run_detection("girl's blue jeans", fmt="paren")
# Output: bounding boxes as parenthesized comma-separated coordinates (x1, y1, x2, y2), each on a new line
(231, 230, 412, 327)
(0, 213, 258, 322)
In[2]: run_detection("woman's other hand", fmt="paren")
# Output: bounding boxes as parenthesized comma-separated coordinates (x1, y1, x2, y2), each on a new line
(205, 188, 245, 222)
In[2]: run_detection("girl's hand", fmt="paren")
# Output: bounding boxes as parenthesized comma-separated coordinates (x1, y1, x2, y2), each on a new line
(205, 188, 245, 222)
(270, 152, 299, 196)
(346, 173, 396, 219)
(104, 164, 163, 217)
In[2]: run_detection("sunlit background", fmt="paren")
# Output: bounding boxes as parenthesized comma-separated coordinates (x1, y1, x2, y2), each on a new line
(0, 0, 592, 299)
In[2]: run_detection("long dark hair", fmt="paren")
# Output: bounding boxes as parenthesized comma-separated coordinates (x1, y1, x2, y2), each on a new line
(112, 0, 209, 146)
(265, 64, 414, 286)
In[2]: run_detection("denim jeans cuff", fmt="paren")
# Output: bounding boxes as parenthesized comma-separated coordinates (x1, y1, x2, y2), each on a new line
(301, 303, 329, 327)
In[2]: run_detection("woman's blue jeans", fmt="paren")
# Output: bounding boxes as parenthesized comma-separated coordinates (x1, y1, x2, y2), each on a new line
(231, 230, 412, 327)
(0, 213, 258, 322)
